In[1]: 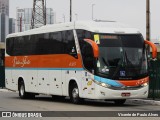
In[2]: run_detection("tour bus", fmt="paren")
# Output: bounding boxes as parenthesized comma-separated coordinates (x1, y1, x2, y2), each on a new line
(5, 21, 157, 105)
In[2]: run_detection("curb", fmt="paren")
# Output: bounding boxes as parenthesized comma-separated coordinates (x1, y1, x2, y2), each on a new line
(0, 89, 12, 92)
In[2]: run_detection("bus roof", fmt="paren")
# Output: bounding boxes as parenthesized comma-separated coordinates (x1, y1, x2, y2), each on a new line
(7, 21, 140, 38)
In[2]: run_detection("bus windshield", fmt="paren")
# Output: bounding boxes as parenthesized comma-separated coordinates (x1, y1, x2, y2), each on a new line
(96, 34, 148, 80)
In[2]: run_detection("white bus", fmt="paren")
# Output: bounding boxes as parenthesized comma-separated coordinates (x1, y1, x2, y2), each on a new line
(5, 21, 157, 105)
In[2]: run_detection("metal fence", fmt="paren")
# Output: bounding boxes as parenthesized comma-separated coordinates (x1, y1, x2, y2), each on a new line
(149, 60, 160, 99)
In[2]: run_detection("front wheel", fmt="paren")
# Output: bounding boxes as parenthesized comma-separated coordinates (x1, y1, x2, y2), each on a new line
(70, 83, 83, 104)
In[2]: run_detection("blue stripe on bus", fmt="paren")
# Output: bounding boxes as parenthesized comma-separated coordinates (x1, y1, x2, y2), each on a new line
(94, 75, 123, 87)
(5, 67, 84, 71)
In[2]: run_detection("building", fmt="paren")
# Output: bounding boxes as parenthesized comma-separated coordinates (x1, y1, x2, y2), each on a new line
(17, 8, 54, 32)
(0, 13, 9, 42)
(0, 0, 9, 16)
(0, 0, 9, 42)
(9, 18, 16, 34)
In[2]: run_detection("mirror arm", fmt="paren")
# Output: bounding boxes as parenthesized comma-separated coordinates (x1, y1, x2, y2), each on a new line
(144, 40, 157, 59)
(84, 39, 99, 58)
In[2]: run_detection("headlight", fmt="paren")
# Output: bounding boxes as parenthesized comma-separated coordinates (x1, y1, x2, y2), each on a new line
(93, 80, 111, 88)
(101, 83, 111, 88)
(141, 82, 148, 87)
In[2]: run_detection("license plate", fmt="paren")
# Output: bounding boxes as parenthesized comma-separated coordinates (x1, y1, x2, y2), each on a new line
(121, 93, 131, 97)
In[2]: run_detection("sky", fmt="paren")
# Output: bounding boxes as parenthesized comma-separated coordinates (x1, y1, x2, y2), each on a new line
(9, 0, 160, 41)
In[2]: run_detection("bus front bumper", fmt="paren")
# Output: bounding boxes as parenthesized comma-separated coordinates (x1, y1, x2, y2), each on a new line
(93, 84, 149, 100)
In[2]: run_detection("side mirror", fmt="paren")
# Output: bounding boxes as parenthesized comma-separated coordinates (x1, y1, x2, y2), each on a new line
(84, 39, 99, 58)
(144, 40, 157, 59)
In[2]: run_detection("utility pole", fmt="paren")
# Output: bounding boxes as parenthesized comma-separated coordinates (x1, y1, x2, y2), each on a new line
(70, 0, 72, 22)
(45, 0, 47, 24)
(92, 4, 95, 20)
(75, 13, 78, 21)
(146, 0, 150, 41)
(20, 16, 22, 32)
(17, 12, 25, 32)
(63, 14, 65, 22)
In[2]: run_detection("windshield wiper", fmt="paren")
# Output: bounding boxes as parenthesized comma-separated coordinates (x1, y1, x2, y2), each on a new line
(102, 57, 110, 67)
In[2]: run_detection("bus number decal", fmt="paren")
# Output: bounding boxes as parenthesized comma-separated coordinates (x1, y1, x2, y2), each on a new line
(69, 62, 77, 67)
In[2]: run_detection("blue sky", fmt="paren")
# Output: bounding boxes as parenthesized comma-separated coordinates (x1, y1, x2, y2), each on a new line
(9, 0, 160, 41)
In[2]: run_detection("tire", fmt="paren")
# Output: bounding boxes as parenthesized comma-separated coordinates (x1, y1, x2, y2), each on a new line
(69, 83, 83, 104)
(19, 81, 28, 99)
(114, 99, 126, 105)
(19, 81, 35, 99)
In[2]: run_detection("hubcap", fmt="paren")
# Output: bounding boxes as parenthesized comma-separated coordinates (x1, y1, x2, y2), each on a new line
(20, 85, 24, 96)
(72, 87, 78, 99)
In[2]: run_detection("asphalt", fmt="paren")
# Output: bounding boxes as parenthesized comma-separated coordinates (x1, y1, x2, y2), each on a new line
(1, 88, 160, 105)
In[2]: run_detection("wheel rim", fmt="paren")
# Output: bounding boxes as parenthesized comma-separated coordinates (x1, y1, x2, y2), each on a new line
(72, 87, 79, 100)
(20, 85, 24, 96)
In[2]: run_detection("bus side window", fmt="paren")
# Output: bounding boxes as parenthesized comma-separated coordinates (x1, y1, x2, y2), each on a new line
(81, 40, 94, 72)
(76, 29, 94, 72)
(13, 36, 24, 56)
(6, 38, 14, 56)
(49, 32, 63, 54)
(64, 30, 78, 58)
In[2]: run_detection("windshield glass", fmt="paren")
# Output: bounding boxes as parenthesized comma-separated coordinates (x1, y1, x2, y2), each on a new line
(96, 34, 148, 80)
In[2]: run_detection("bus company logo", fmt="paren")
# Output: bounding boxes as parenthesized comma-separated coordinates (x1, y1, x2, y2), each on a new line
(13, 56, 31, 67)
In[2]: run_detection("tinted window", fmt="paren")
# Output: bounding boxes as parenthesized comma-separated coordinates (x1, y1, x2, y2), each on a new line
(6, 38, 14, 55)
(6, 30, 77, 57)
(76, 29, 93, 41)
(48, 32, 64, 54)
(63, 30, 78, 58)
(76, 30, 94, 71)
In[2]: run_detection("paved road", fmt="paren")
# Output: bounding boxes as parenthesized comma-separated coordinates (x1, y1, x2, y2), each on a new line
(0, 91, 160, 120)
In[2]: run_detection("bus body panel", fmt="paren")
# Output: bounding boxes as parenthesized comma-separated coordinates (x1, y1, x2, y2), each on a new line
(65, 70, 83, 97)
(5, 69, 13, 90)
(27, 70, 38, 93)
(48, 70, 62, 95)
(81, 71, 95, 98)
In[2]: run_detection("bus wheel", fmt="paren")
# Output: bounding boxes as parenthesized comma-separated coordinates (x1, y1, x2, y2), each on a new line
(19, 81, 35, 99)
(114, 99, 126, 105)
(70, 83, 83, 104)
(19, 81, 28, 99)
